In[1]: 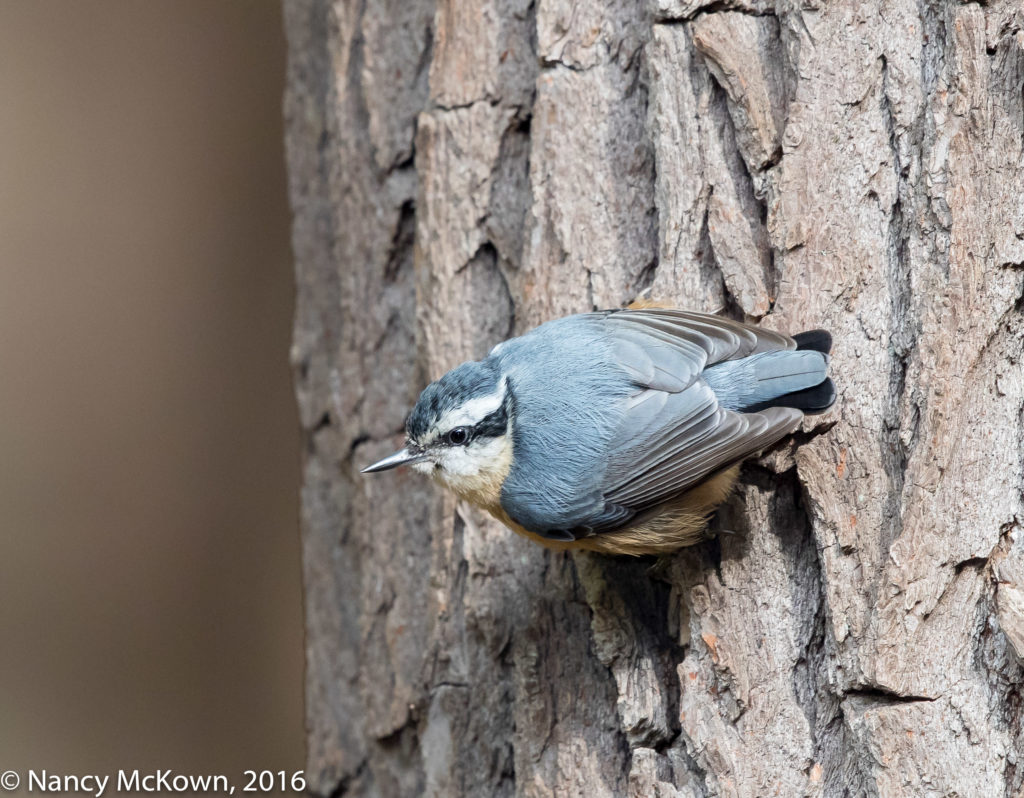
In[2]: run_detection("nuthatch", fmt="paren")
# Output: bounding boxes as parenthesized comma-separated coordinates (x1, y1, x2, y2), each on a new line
(363, 306, 835, 556)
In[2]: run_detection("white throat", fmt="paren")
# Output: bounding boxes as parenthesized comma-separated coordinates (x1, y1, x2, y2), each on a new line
(432, 433, 513, 506)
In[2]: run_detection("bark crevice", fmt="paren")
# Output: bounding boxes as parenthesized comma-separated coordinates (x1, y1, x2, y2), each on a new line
(285, 0, 1024, 793)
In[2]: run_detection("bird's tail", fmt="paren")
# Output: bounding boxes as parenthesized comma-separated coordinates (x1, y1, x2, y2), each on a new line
(704, 329, 836, 415)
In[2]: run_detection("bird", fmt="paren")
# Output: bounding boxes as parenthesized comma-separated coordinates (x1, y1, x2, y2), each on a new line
(362, 304, 835, 556)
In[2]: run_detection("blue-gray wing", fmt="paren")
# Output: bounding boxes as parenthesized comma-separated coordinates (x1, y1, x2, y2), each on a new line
(598, 388, 801, 513)
(599, 308, 795, 390)
(590, 310, 801, 533)
(498, 309, 801, 539)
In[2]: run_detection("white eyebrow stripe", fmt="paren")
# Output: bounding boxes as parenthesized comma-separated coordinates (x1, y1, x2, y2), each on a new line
(438, 377, 508, 430)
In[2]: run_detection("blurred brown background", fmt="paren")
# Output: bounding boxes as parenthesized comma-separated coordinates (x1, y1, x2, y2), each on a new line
(0, 0, 303, 784)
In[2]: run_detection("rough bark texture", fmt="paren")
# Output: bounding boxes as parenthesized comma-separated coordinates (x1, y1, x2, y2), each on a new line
(283, 0, 1024, 795)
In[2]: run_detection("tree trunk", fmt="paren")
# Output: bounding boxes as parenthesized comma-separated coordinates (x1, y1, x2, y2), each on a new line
(283, 0, 1024, 795)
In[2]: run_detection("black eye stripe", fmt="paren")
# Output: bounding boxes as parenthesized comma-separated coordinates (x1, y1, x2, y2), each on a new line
(472, 405, 508, 440)
(439, 405, 509, 447)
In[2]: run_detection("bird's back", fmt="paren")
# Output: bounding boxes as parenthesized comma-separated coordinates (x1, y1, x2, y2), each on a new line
(489, 309, 833, 548)
(492, 315, 634, 532)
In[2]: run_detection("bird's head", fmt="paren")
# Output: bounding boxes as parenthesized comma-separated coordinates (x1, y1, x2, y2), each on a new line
(362, 361, 515, 501)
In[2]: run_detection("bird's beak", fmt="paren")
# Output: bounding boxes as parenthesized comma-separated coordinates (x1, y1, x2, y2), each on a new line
(361, 448, 429, 473)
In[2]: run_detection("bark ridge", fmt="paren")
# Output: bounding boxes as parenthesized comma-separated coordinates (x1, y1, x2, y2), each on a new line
(284, 0, 1024, 794)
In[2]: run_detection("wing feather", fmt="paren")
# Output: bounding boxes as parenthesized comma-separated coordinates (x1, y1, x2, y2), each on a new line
(602, 309, 795, 365)
(584, 310, 803, 532)
(606, 407, 801, 508)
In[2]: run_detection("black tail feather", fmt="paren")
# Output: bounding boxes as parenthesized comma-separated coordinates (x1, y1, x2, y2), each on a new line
(745, 378, 836, 415)
(793, 329, 832, 354)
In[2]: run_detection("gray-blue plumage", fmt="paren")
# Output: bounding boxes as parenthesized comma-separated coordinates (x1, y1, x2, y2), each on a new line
(403, 308, 834, 541)
(703, 349, 829, 411)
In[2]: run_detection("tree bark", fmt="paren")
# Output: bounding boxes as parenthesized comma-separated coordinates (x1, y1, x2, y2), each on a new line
(283, 0, 1024, 795)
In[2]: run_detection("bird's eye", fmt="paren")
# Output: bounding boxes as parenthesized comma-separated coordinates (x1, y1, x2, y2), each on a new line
(446, 427, 469, 445)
